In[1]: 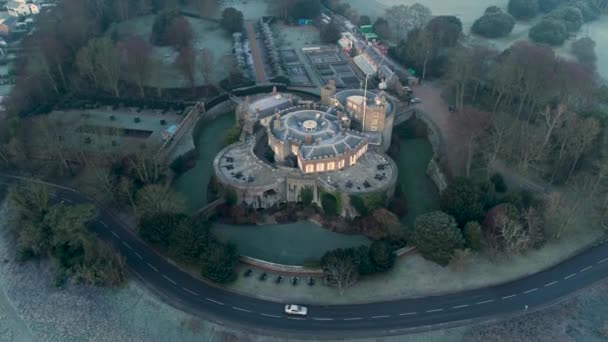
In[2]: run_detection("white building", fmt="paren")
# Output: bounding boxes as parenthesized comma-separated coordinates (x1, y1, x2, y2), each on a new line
(7, 0, 39, 17)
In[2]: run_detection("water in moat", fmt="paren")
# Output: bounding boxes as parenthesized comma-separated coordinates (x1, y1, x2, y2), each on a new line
(173, 113, 235, 210)
(173, 113, 438, 264)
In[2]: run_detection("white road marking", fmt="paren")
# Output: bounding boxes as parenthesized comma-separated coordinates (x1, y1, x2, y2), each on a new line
(261, 313, 281, 318)
(476, 300, 494, 305)
(134, 252, 143, 260)
(100, 221, 108, 228)
(502, 294, 517, 300)
(399, 312, 417, 316)
(343, 317, 363, 321)
(288, 317, 306, 320)
(544, 281, 558, 287)
(564, 273, 577, 279)
(599, 257, 608, 264)
(523, 288, 538, 294)
(162, 275, 177, 285)
(232, 306, 250, 313)
(110, 231, 119, 238)
(580, 265, 593, 272)
(371, 315, 390, 319)
(426, 309, 444, 313)
(122, 241, 132, 250)
(147, 263, 158, 272)
(453, 304, 469, 309)
(205, 298, 224, 306)
(312, 317, 334, 321)
(182, 288, 199, 296)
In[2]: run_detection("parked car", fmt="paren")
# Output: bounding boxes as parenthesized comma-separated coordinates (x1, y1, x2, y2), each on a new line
(410, 97, 422, 104)
(284, 304, 308, 316)
(403, 86, 413, 94)
(448, 105, 456, 113)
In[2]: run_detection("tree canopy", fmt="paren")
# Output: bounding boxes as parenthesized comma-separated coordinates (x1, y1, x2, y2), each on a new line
(472, 7, 516, 38)
(440, 178, 484, 227)
(9, 184, 126, 287)
(220, 7, 244, 34)
(508, 0, 540, 20)
(529, 19, 569, 46)
(571, 37, 597, 67)
(412, 211, 465, 266)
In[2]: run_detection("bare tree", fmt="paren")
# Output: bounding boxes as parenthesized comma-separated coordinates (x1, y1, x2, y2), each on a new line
(199, 47, 215, 95)
(175, 47, 196, 89)
(76, 38, 122, 97)
(120, 36, 153, 97)
(495, 210, 530, 254)
(323, 254, 358, 295)
(136, 184, 187, 218)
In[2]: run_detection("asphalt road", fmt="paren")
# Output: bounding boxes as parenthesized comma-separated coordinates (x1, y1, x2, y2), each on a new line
(2, 174, 608, 338)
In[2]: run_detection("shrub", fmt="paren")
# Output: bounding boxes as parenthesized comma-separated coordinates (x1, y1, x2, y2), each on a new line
(300, 187, 314, 206)
(160, 119, 167, 125)
(349, 195, 369, 217)
(225, 188, 237, 207)
(109, 115, 116, 121)
(134, 117, 141, 123)
(139, 213, 190, 247)
(321, 193, 339, 216)
(369, 240, 396, 272)
(200, 242, 239, 283)
(491, 173, 508, 193)
(463, 221, 482, 251)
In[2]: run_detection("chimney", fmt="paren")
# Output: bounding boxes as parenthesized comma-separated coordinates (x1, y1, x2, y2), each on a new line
(305, 135, 312, 144)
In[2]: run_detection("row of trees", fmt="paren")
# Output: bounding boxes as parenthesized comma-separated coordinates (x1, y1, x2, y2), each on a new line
(320, 241, 395, 294)
(139, 213, 239, 283)
(8, 183, 126, 286)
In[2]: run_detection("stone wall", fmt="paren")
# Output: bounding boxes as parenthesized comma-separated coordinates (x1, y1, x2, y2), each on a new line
(414, 111, 449, 193)
(240, 256, 323, 276)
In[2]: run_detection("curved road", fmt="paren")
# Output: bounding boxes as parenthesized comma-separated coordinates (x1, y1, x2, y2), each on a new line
(2, 174, 607, 338)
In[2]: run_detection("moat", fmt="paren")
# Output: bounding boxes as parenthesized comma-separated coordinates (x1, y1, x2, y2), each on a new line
(172, 109, 438, 264)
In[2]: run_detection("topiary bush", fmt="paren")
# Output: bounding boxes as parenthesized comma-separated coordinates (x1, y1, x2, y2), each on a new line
(529, 19, 568, 45)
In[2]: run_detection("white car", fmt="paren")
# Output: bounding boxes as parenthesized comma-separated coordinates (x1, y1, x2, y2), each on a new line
(410, 97, 422, 104)
(284, 304, 308, 316)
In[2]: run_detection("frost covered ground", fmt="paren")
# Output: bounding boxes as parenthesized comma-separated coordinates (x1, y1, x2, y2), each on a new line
(227, 224, 601, 304)
(0, 199, 462, 341)
(1, 193, 607, 341)
(109, 15, 232, 89)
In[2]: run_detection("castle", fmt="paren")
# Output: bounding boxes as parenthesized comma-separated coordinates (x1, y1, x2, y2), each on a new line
(214, 82, 398, 215)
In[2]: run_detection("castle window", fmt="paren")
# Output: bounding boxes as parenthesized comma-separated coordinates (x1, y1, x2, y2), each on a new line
(328, 162, 335, 170)
(317, 163, 325, 172)
(339, 160, 345, 168)
(371, 125, 378, 131)
(373, 113, 378, 118)
(372, 119, 378, 125)
(306, 164, 314, 173)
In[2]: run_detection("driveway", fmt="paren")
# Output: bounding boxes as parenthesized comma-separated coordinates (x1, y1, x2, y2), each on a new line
(412, 83, 490, 178)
